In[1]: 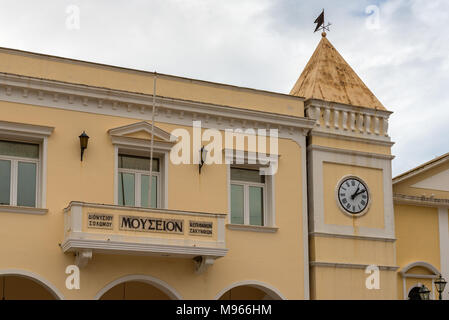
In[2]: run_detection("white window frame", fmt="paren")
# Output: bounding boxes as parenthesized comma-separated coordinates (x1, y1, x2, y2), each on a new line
(112, 144, 170, 209)
(0, 151, 40, 207)
(117, 156, 161, 208)
(230, 168, 267, 226)
(109, 122, 176, 210)
(0, 120, 54, 214)
(225, 149, 277, 228)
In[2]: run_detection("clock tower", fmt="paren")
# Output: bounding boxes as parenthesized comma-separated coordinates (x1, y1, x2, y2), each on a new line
(291, 34, 397, 299)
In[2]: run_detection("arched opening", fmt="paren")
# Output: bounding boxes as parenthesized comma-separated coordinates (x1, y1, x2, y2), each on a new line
(216, 281, 285, 300)
(0, 271, 62, 300)
(99, 281, 170, 300)
(399, 261, 440, 300)
(96, 275, 181, 300)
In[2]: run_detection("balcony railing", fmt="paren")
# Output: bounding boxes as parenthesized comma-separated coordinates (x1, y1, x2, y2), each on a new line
(304, 99, 393, 143)
(62, 201, 228, 273)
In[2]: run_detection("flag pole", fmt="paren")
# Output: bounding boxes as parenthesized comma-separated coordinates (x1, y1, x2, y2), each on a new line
(148, 73, 157, 208)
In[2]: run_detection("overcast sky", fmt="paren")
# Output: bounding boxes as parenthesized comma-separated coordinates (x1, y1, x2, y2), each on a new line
(0, 0, 447, 176)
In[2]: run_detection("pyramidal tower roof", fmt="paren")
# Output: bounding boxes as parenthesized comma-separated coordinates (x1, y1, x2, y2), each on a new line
(290, 34, 386, 110)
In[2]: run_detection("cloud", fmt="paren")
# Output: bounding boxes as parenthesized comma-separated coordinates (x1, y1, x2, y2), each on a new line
(0, 0, 447, 175)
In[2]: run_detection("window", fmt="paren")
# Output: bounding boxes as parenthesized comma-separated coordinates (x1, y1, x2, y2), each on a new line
(109, 122, 175, 210)
(0, 140, 39, 207)
(230, 167, 266, 226)
(117, 154, 160, 208)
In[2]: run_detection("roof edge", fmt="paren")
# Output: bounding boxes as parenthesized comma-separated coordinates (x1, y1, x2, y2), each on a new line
(393, 152, 449, 184)
(304, 98, 393, 115)
(0, 46, 304, 101)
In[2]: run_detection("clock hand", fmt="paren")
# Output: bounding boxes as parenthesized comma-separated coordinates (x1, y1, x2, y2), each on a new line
(354, 189, 367, 198)
(351, 186, 360, 200)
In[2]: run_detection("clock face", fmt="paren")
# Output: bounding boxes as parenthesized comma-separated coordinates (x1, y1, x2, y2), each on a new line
(337, 177, 370, 215)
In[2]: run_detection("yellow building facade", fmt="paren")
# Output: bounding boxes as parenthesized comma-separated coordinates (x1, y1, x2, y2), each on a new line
(0, 34, 446, 300)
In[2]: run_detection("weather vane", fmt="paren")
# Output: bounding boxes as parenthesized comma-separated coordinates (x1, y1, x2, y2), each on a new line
(314, 9, 331, 36)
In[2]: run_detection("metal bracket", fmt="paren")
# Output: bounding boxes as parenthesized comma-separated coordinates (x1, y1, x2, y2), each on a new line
(193, 256, 215, 274)
(75, 250, 92, 268)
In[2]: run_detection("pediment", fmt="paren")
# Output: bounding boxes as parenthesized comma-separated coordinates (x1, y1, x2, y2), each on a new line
(108, 121, 175, 142)
(393, 153, 449, 199)
(123, 130, 164, 141)
(394, 153, 449, 185)
(411, 168, 449, 192)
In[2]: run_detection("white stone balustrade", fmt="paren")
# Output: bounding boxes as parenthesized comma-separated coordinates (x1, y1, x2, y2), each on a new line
(305, 104, 391, 138)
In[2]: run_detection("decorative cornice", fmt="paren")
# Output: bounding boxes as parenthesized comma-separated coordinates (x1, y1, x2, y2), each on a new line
(307, 144, 395, 160)
(108, 121, 175, 141)
(110, 136, 175, 153)
(310, 131, 395, 147)
(108, 121, 177, 153)
(393, 194, 449, 207)
(305, 99, 393, 116)
(309, 232, 396, 242)
(310, 261, 399, 271)
(0, 119, 54, 140)
(0, 46, 304, 102)
(0, 72, 315, 139)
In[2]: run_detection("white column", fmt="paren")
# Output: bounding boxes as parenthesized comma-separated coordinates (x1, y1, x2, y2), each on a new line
(357, 113, 364, 132)
(334, 110, 340, 129)
(374, 117, 380, 135)
(438, 207, 449, 300)
(324, 108, 331, 128)
(342, 111, 348, 131)
(315, 106, 321, 126)
(383, 117, 389, 137)
(365, 114, 371, 134)
(350, 112, 356, 131)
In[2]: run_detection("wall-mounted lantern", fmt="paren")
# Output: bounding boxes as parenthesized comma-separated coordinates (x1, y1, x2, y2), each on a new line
(79, 131, 89, 161)
(199, 146, 208, 174)
(435, 274, 447, 300)
(419, 285, 431, 300)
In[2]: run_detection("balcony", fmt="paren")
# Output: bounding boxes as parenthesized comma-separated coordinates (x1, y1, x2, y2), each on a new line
(62, 202, 228, 273)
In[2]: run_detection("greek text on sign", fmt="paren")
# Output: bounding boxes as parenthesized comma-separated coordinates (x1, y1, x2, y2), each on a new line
(189, 221, 213, 237)
(88, 213, 113, 230)
(119, 215, 183, 234)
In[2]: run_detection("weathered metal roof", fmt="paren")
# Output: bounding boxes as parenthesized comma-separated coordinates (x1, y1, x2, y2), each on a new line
(290, 34, 386, 110)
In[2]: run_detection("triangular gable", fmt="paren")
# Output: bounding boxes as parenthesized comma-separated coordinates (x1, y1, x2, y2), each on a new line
(411, 168, 449, 192)
(393, 153, 449, 185)
(393, 152, 449, 199)
(108, 121, 175, 142)
(123, 130, 164, 141)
